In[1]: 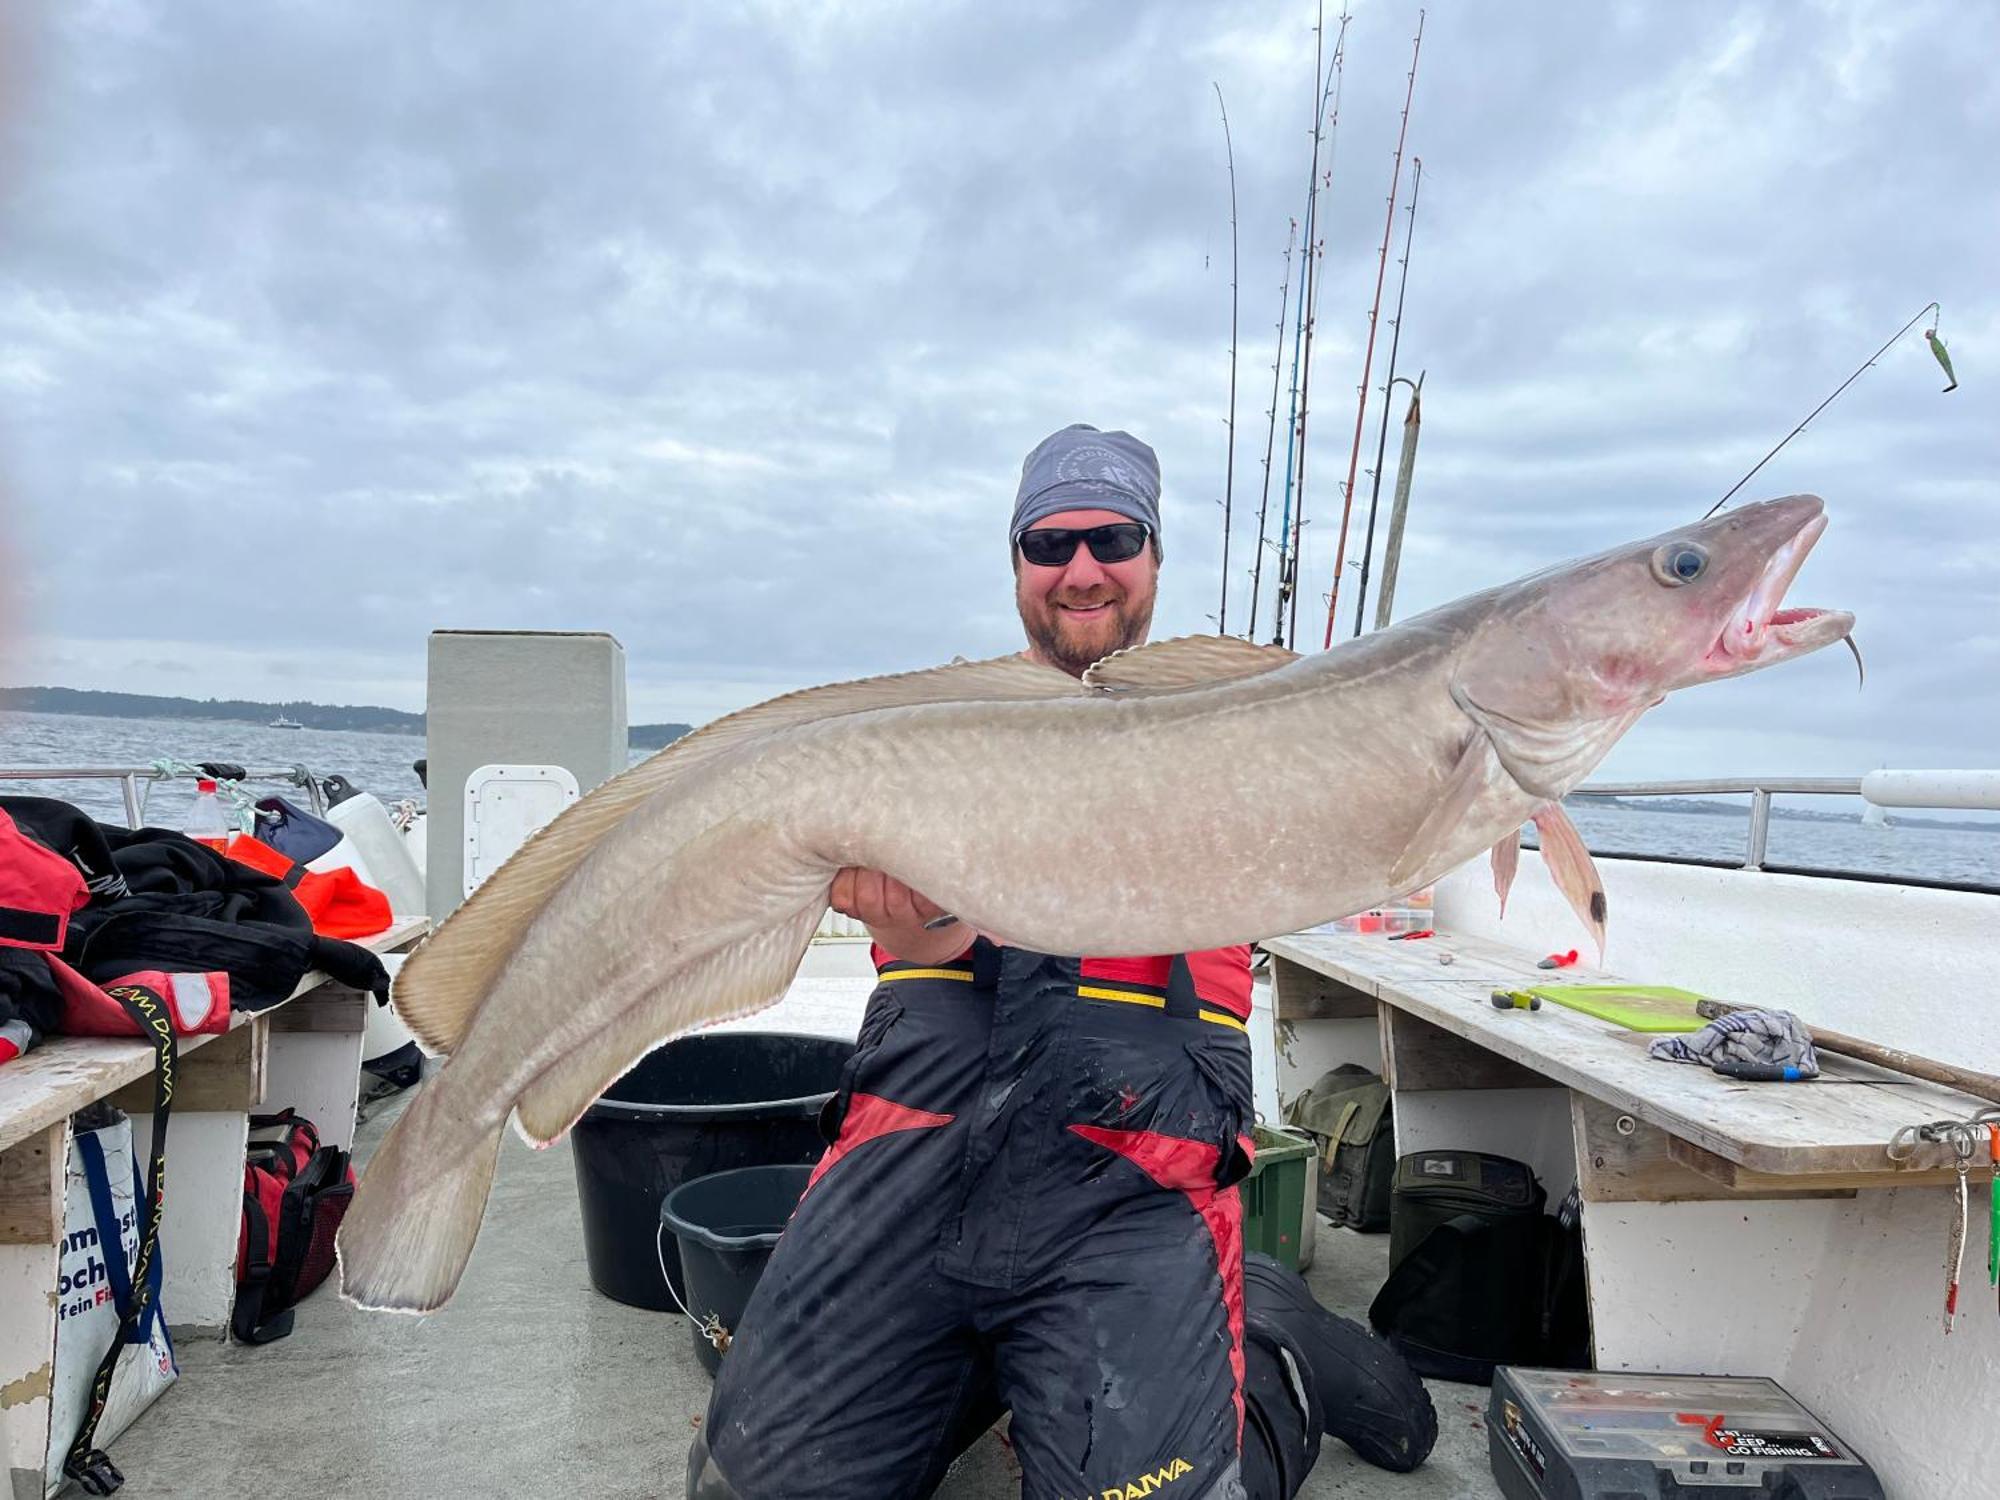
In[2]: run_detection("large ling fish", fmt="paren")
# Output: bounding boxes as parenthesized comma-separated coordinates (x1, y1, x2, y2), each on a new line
(338, 494, 1852, 1313)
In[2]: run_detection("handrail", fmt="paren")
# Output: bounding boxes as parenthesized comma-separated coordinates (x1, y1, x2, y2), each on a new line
(0, 763, 329, 825)
(1569, 773, 1998, 872)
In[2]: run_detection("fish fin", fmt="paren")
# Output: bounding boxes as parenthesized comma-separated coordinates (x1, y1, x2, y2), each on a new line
(1530, 802, 1608, 961)
(1491, 831, 1522, 918)
(1083, 634, 1299, 693)
(393, 653, 1085, 1057)
(1389, 731, 1504, 892)
(511, 896, 829, 1145)
(1450, 683, 1643, 801)
(337, 1081, 505, 1314)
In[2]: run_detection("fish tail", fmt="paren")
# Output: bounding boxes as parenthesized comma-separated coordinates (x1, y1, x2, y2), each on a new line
(336, 1081, 504, 1315)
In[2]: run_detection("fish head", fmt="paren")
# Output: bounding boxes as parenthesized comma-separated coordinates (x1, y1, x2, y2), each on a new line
(1453, 495, 1852, 793)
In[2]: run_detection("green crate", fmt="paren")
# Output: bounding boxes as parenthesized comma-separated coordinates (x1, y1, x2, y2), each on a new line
(1242, 1124, 1315, 1269)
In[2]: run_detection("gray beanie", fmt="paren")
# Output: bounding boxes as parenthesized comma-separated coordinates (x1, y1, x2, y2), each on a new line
(1009, 424, 1162, 549)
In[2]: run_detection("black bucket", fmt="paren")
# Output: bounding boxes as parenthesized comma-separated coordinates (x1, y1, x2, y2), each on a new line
(660, 1163, 812, 1376)
(570, 1031, 851, 1310)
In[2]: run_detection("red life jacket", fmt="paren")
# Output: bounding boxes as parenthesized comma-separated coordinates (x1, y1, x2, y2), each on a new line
(0, 806, 232, 1056)
(222, 833, 393, 940)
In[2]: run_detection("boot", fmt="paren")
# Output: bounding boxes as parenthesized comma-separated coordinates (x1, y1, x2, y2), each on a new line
(1242, 1251, 1438, 1473)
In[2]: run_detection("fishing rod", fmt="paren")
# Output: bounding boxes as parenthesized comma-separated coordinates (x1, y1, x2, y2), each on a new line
(1245, 219, 1296, 640)
(1704, 300, 1951, 519)
(1276, 1, 1351, 648)
(1324, 8, 1424, 650)
(1350, 155, 1424, 637)
(1215, 82, 1241, 637)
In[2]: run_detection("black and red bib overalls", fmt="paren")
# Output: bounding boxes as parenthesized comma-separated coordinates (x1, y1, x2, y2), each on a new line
(697, 937, 1259, 1500)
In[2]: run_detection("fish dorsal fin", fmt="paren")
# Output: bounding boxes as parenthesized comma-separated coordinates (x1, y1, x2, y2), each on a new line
(392, 653, 1086, 1057)
(1083, 634, 1299, 694)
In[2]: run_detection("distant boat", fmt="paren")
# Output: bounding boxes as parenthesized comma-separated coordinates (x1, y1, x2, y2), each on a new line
(269, 715, 305, 730)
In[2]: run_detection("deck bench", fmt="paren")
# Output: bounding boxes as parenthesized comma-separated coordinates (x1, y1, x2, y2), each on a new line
(1262, 927, 1985, 1378)
(0, 917, 426, 1495)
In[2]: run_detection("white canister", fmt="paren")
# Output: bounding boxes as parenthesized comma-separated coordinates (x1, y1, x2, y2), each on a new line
(318, 792, 427, 918)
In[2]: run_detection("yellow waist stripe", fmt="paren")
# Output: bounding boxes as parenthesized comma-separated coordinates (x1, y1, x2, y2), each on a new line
(1076, 984, 1167, 1009)
(882, 974, 1248, 1031)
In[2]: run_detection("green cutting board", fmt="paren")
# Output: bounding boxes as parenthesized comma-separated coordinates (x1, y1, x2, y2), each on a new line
(1528, 984, 1708, 1033)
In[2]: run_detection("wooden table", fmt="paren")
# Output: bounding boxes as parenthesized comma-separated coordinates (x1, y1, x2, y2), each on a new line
(1264, 927, 1978, 1198)
(1262, 927, 1991, 1390)
(1, 918, 426, 1496)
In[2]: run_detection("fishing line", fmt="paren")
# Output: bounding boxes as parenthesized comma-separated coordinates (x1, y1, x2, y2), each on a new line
(1704, 301, 1947, 520)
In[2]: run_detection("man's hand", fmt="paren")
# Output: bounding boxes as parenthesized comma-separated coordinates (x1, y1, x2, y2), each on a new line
(830, 867, 972, 966)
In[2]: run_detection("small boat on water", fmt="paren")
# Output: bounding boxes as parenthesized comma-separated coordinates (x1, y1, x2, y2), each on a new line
(268, 714, 305, 729)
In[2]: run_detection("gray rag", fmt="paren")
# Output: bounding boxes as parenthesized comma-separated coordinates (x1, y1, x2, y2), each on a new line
(1010, 423, 1162, 547)
(1648, 1008, 1821, 1077)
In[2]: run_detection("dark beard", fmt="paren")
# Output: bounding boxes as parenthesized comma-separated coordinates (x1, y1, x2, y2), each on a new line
(1024, 598, 1153, 678)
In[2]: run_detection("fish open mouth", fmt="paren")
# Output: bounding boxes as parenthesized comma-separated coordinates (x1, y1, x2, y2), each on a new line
(1708, 506, 1854, 675)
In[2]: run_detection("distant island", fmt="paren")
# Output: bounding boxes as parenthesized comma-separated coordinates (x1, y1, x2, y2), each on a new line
(2, 686, 691, 752)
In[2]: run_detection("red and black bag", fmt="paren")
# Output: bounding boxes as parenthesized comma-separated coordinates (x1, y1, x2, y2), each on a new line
(233, 1110, 355, 1344)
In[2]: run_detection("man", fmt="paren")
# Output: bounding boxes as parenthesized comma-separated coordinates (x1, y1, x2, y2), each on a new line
(689, 425, 1432, 1499)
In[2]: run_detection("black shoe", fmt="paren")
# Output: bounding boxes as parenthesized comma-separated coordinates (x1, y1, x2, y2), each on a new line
(1243, 1251, 1439, 1474)
(1242, 1314, 1325, 1495)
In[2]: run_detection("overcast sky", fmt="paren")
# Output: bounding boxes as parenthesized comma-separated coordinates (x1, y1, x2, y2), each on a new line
(0, 0, 1992, 780)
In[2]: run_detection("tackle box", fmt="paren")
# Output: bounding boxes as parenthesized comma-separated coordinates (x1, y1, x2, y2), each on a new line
(1489, 1367, 1884, 1500)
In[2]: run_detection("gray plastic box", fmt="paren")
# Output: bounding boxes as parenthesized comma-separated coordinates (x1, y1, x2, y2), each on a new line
(1489, 1367, 1883, 1500)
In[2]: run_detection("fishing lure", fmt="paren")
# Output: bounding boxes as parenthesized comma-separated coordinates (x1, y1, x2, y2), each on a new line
(1926, 328, 1959, 393)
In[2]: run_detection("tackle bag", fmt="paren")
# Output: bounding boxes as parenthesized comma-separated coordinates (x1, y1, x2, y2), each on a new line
(233, 1110, 355, 1344)
(1367, 1151, 1589, 1385)
(1283, 1064, 1395, 1232)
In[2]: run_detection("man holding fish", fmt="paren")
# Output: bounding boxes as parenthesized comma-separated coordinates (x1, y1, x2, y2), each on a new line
(690, 425, 1434, 1499)
(340, 403, 1855, 1496)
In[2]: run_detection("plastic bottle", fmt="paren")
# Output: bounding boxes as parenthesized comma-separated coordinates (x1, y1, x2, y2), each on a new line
(184, 779, 231, 851)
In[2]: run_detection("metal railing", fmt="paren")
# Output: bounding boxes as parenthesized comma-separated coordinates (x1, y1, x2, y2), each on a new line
(1570, 773, 2000, 873)
(1570, 777, 1861, 871)
(0, 764, 330, 827)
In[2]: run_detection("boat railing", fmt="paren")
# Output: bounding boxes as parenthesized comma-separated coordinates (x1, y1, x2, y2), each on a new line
(1570, 770, 2000, 872)
(0, 763, 331, 826)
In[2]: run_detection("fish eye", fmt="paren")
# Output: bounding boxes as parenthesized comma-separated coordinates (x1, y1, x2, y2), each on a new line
(1651, 542, 1709, 586)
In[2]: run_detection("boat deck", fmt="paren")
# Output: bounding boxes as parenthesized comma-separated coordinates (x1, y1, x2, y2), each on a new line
(104, 1084, 1501, 1499)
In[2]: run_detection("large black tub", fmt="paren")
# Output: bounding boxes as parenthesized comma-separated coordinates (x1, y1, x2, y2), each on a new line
(570, 1030, 851, 1309)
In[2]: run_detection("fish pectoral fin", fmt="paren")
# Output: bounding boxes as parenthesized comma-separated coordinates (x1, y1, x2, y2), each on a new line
(1389, 730, 1504, 892)
(393, 652, 1086, 1058)
(511, 897, 829, 1145)
(1449, 684, 1641, 802)
(1491, 830, 1523, 917)
(1530, 802, 1608, 961)
(1083, 634, 1300, 693)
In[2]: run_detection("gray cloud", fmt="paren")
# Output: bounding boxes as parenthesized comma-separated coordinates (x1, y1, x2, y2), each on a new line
(1, 0, 1992, 773)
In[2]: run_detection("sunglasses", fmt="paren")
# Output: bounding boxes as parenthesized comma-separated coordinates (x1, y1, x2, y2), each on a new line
(1016, 522, 1151, 568)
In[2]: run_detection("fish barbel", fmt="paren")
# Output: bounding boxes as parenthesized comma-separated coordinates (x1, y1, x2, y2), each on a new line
(338, 495, 1852, 1312)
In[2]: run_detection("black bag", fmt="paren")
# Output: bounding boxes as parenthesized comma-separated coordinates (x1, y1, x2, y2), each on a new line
(1283, 1064, 1395, 1232)
(233, 1110, 355, 1345)
(1367, 1151, 1589, 1385)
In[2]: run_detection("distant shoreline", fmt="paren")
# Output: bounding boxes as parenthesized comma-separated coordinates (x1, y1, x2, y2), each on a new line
(2, 686, 692, 751)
